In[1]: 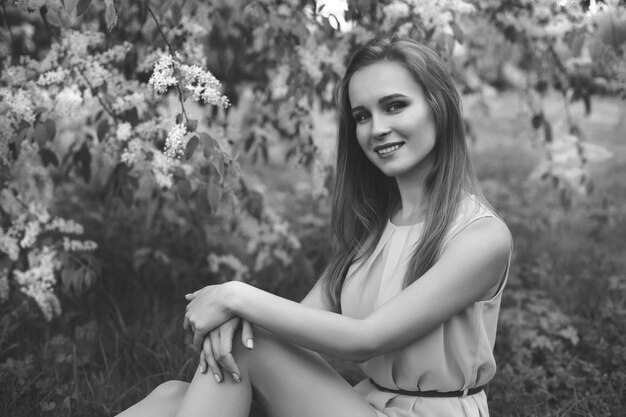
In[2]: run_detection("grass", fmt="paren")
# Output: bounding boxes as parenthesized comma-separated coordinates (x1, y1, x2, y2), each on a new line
(1, 92, 625, 416)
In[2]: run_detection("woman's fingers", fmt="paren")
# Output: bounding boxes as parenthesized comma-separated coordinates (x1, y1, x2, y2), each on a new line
(241, 320, 254, 349)
(218, 322, 242, 383)
(198, 350, 207, 374)
(202, 335, 222, 383)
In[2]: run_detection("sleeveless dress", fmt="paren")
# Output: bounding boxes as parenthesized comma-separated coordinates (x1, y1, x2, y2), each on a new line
(340, 195, 511, 417)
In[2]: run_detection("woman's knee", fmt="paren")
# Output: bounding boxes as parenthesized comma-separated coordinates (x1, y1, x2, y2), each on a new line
(150, 380, 189, 402)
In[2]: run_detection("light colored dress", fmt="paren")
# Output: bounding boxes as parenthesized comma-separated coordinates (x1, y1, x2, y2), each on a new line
(341, 195, 510, 417)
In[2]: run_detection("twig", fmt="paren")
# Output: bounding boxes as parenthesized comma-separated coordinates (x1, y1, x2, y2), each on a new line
(146, 4, 189, 124)
(76, 66, 118, 120)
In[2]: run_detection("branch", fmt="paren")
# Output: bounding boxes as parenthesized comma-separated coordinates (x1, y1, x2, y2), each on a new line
(76, 66, 118, 120)
(146, 4, 189, 124)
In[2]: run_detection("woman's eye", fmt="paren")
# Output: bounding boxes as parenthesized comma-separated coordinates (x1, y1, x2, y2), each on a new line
(387, 102, 406, 113)
(354, 113, 370, 122)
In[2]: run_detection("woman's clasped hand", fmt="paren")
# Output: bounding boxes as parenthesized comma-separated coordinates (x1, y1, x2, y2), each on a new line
(184, 283, 254, 384)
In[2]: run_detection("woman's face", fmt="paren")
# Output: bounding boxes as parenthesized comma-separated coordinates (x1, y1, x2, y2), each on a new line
(348, 61, 436, 182)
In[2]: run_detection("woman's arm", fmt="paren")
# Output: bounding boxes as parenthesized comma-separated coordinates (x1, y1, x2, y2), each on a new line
(186, 218, 511, 362)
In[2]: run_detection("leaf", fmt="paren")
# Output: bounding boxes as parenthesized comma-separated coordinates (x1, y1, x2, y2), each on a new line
(175, 113, 183, 125)
(39, 148, 59, 167)
(122, 107, 139, 126)
(34, 122, 48, 146)
(43, 3, 74, 27)
(207, 184, 222, 212)
(531, 113, 543, 129)
(450, 20, 464, 43)
(104, 0, 118, 31)
(97, 119, 109, 141)
(184, 136, 199, 160)
(45, 119, 56, 141)
(76, 0, 91, 16)
(186, 119, 198, 132)
(199, 132, 219, 158)
(177, 179, 192, 200)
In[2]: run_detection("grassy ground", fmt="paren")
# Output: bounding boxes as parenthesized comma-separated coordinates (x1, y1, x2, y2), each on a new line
(1, 92, 625, 416)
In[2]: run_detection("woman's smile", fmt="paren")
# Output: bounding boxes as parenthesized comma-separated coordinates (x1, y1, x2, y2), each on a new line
(374, 142, 405, 157)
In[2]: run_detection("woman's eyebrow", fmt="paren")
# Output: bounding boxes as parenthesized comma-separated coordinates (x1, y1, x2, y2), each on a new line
(351, 94, 409, 113)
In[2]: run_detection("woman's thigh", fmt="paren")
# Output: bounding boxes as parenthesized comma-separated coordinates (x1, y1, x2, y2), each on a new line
(181, 328, 379, 417)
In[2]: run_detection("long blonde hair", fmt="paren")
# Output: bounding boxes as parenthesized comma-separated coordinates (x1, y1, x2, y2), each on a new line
(322, 36, 484, 312)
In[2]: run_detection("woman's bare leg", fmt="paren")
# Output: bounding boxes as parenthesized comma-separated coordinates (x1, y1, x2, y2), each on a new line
(115, 379, 189, 417)
(176, 328, 378, 417)
(117, 329, 378, 417)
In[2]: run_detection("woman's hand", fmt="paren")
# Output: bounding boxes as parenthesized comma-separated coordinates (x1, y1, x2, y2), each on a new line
(183, 283, 235, 348)
(198, 317, 254, 383)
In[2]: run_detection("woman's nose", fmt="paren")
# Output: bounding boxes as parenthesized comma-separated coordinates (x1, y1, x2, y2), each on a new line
(371, 115, 391, 140)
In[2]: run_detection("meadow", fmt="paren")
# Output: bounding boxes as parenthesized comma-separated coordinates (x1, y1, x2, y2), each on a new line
(1, 91, 625, 416)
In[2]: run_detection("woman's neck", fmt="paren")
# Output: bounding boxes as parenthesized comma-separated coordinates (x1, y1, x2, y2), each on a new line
(392, 157, 433, 225)
(393, 175, 428, 225)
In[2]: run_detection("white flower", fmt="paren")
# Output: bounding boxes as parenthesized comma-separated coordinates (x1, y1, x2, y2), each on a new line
(19, 220, 40, 249)
(37, 68, 69, 86)
(0, 228, 20, 261)
(150, 150, 175, 188)
(148, 54, 178, 94)
(62, 237, 97, 251)
(383, 2, 411, 28)
(121, 138, 143, 166)
(112, 91, 146, 113)
(14, 246, 62, 320)
(7, 89, 35, 123)
(163, 123, 188, 159)
(29, 203, 51, 223)
(179, 64, 230, 107)
(46, 217, 84, 234)
(116, 122, 132, 142)
(62, 31, 104, 57)
(56, 85, 83, 116)
(84, 59, 109, 88)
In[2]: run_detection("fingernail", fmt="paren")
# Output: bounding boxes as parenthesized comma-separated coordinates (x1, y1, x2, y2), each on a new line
(199, 365, 204, 373)
(213, 373, 222, 383)
(232, 373, 241, 383)
(246, 338, 254, 349)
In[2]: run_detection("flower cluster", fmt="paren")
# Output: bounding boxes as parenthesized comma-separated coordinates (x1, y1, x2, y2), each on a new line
(148, 54, 177, 94)
(179, 64, 230, 107)
(382, 2, 411, 30)
(55, 84, 83, 116)
(163, 123, 188, 159)
(13, 247, 62, 321)
(0, 195, 97, 320)
(116, 122, 132, 142)
(148, 53, 230, 107)
(150, 150, 176, 188)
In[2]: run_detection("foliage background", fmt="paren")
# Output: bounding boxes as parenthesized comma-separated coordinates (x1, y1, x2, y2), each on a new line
(0, 0, 625, 416)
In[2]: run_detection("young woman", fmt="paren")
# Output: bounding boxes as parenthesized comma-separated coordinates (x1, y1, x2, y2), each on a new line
(117, 36, 512, 417)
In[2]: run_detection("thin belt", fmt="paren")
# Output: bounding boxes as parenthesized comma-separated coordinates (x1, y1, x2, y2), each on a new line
(369, 378, 485, 398)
